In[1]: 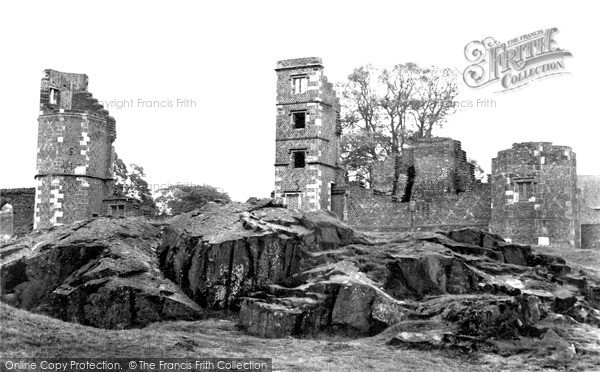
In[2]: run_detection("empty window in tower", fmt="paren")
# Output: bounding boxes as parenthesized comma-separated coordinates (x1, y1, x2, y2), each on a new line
(292, 112, 306, 128)
(292, 76, 308, 94)
(49, 88, 59, 105)
(292, 150, 306, 168)
(515, 181, 536, 201)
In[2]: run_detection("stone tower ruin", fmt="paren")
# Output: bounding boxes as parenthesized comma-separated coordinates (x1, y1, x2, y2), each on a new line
(490, 142, 580, 247)
(273, 57, 343, 211)
(34, 70, 116, 229)
(409, 137, 478, 201)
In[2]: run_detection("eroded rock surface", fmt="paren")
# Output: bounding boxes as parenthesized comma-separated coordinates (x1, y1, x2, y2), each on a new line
(0, 218, 202, 329)
(1, 201, 599, 359)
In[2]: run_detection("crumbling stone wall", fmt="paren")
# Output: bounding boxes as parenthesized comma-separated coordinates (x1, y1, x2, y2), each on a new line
(345, 136, 488, 231)
(34, 70, 116, 229)
(346, 183, 491, 231)
(273, 58, 342, 210)
(490, 142, 579, 247)
(411, 137, 477, 200)
(371, 155, 411, 197)
(0, 188, 35, 235)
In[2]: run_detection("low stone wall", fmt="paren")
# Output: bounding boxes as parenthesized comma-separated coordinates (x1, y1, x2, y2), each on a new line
(582, 224, 600, 250)
(345, 185, 491, 231)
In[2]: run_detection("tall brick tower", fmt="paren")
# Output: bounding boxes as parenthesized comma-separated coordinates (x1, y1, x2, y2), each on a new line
(34, 70, 116, 229)
(490, 142, 580, 247)
(273, 57, 342, 211)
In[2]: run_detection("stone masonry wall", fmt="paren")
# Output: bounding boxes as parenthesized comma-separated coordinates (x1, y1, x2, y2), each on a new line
(35, 70, 116, 229)
(411, 137, 476, 201)
(0, 188, 35, 235)
(581, 224, 600, 249)
(490, 142, 579, 247)
(274, 57, 342, 211)
(346, 184, 491, 231)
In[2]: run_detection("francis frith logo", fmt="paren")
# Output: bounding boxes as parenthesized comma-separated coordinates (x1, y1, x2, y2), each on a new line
(463, 28, 572, 92)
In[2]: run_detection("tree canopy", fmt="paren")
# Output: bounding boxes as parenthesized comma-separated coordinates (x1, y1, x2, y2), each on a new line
(113, 154, 157, 214)
(339, 63, 460, 193)
(155, 184, 231, 216)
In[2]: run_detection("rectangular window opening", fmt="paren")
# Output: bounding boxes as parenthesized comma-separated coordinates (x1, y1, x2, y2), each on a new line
(292, 76, 308, 94)
(292, 112, 306, 129)
(49, 88, 59, 105)
(293, 151, 306, 168)
(514, 181, 536, 201)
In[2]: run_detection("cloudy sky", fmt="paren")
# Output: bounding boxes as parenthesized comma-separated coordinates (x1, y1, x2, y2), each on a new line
(1, 1, 597, 202)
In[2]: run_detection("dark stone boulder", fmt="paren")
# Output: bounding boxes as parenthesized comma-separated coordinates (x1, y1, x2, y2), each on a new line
(238, 295, 331, 338)
(158, 202, 370, 310)
(384, 252, 483, 299)
(332, 279, 408, 334)
(0, 218, 202, 329)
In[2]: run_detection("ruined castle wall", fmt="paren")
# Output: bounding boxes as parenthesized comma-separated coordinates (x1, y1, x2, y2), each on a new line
(346, 184, 491, 231)
(35, 70, 116, 229)
(0, 188, 35, 235)
(490, 142, 579, 247)
(410, 138, 476, 200)
(371, 155, 410, 196)
(36, 115, 113, 179)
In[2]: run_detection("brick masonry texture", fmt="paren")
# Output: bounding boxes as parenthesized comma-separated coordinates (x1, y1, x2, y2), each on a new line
(346, 185, 491, 231)
(346, 137, 488, 231)
(411, 137, 477, 200)
(0, 188, 35, 235)
(273, 58, 343, 211)
(490, 142, 579, 247)
(34, 70, 116, 229)
(581, 224, 600, 249)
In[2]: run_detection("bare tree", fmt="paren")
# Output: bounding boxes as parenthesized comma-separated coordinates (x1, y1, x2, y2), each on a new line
(380, 63, 421, 195)
(411, 67, 460, 138)
(339, 63, 460, 193)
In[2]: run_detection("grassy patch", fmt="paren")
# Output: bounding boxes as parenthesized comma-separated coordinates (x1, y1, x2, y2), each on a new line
(0, 303, 546, 372)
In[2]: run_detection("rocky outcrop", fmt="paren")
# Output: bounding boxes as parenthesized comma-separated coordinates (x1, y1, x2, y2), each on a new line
(237, 227, 600, 347)
(0, 218, 202, 329)
(158, 201, 369, 309)
(1, 201, 599, 358)
(0, 200, 369, 329)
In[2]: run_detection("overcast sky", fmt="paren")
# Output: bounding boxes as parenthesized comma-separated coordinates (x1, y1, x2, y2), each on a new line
(1, 1, 598, 202)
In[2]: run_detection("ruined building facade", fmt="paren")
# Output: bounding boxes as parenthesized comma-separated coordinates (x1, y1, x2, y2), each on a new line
(345, 138, 491, 232)
(34, 70, 116, 229)
(273, 58, 344, 214)
(489, 142, 580, 247)
(273, 58, 597, 249)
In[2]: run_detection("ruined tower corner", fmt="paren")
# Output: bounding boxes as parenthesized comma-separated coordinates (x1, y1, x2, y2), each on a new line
(35, 69, 117, 229)
(273, 57, 343, 216)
